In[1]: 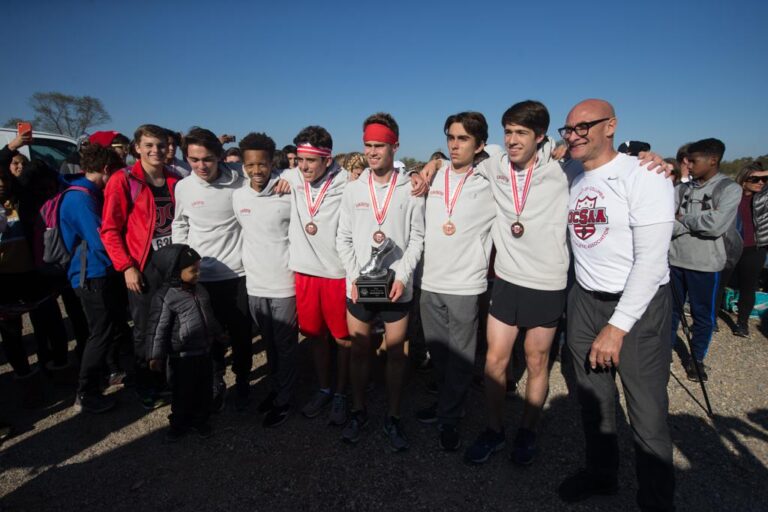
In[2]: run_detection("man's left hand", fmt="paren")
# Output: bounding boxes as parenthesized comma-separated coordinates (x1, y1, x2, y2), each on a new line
(389, 280, 405, 302)
(638, 151, 673, 178)
(588, 324, 627, 370)
(410, 173, 428, 197)
(273, 178, 292, 195)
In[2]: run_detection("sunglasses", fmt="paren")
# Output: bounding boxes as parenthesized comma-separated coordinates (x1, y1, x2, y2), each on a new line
(745, 176, 768, 184)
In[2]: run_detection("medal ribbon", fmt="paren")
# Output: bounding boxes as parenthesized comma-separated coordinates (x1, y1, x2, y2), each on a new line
(509, 157, 536, 218)
(368, 170, 399, 226)
(304, 170, 335, 219)
(444, 166, 474, 219)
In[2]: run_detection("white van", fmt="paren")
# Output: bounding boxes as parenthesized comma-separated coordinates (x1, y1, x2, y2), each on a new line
(0, 127, 78, 172)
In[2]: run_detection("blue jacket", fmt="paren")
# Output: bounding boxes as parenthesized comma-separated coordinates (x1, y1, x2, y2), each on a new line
(59, 177, 114, 288)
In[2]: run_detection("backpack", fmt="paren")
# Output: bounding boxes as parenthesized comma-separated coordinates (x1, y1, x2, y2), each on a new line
(37, 185, 92, 285)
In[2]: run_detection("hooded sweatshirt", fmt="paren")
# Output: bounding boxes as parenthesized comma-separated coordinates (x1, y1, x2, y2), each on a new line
(475, 137, 570, 291)
(172, 163, 247, 282)
(337, 168, 425, 302)
(669, 172, 742, 272)
(285, 163, 349, 279)
(232, 174, 294, 298)
(421, 162, 495, 295)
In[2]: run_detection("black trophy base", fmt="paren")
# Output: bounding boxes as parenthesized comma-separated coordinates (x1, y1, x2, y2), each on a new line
(356, 270, 395, 303)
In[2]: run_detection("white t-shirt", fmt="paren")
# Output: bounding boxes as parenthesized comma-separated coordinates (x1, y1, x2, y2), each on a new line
(568, 153, 675, 293)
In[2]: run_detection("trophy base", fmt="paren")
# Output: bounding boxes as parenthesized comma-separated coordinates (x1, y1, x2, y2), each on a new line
(357, 270, 395, 303)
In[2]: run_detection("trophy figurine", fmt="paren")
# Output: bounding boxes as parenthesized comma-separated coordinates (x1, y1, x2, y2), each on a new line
(356, 238, 396, 303)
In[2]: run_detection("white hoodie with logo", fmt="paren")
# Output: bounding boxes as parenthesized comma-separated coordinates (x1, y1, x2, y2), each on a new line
(172, 164, 247, 282)
(337, 169, 425, 303)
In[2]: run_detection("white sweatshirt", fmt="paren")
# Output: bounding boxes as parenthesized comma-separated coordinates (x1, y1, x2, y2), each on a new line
(421, 163, 495, 295)
(232, 174, 294, 298)
(476, 138, 570, 291)
(172, 164, 247, 282)
(337, 169, 425, 302)
(284, 163, 349, 279)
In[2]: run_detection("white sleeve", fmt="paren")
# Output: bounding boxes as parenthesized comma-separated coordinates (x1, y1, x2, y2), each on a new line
(171, 185, 189, 244)
(609, 222, 673, 332)
(336, 186, 360, 282)
(392, 196, 425, 287)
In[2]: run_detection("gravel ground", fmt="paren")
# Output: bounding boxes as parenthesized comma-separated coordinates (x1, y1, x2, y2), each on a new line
(1, 313, 767, 512)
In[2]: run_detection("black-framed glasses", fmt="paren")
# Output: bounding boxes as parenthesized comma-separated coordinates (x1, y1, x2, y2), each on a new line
(745, 176, 768, 184)
(557, 118, 612, 138)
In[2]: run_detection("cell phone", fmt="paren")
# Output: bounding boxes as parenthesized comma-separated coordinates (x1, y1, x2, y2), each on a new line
(17, 122, 32, 137)
(227, 135, 236, 143)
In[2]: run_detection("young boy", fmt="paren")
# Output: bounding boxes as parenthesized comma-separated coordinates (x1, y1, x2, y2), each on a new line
(336, 112, 425, 451)
(148, 244, 220, 442)
(233, 132, 298, 427)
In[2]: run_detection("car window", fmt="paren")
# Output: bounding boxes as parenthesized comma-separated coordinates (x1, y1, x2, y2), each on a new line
(29, 139, 78, 170)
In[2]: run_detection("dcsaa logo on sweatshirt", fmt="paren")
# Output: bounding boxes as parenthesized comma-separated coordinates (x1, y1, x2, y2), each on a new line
(568, 187, 609, 246)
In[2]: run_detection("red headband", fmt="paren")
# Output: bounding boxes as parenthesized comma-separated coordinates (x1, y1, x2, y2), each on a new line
(296, 143, 332, 158)
(363, 123, 398, 145)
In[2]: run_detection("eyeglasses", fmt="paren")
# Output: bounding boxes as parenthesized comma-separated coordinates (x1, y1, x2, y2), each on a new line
(557, 118, 612, 139)
(745, 176, 768, 184)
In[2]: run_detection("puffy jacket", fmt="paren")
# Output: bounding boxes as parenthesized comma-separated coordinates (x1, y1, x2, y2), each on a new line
(100, 161, 180, 272)
(146, 244, 221, 360)
(752, 188, 768, 247)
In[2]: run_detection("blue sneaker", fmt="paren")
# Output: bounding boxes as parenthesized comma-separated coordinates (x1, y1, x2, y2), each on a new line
(465, 428, 505, 464)
(510, 428, 537, 466)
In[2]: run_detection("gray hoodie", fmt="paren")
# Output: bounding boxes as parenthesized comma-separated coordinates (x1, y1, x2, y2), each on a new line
(669, 172, 741, 272)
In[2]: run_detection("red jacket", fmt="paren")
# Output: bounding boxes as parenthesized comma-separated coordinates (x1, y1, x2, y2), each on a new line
(101, 161, 180, 272)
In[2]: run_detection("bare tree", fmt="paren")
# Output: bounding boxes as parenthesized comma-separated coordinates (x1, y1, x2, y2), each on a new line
(28, 92, 111, 137)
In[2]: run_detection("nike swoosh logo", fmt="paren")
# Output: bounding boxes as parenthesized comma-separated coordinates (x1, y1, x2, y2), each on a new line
(607, 177, 618, 180)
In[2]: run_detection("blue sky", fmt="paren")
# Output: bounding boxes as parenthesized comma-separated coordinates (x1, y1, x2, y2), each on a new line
(3, 0, 766, 160)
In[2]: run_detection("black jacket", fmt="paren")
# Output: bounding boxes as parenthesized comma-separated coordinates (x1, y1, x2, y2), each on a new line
(146, 244, 221, 360)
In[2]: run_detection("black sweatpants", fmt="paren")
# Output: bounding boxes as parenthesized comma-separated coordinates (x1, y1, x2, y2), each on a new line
(76, 273, 125, 395)
(567, 284, 675, 512)
(202, 277, 252, 382)
(168, 353, 212, 429)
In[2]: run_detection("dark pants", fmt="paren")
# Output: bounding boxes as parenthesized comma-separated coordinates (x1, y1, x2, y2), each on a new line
(718, 246, 766, 325)
(248, 296, 298, 407)
(168, 354, 212, 429)
(0, 272, 68, 373)
(420, 290, 478, 425)
(670, 266, 719, 361)
(127, 262, 163, 394)
(60, 284, 89, 359)
(202, 277, 252, 381)
(567, 284, 675, 512)
(76, 274, 124, 395)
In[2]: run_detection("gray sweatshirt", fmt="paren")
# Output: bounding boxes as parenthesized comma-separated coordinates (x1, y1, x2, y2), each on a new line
(232, 175, 294, 298)
(421, 162, 495, 295)
(337, 169, 425, 302)
(172, 164, 247, 282)
(669, 172, 742, 272)
(476, 138, 570, 291)
(284, 163, 349, 279)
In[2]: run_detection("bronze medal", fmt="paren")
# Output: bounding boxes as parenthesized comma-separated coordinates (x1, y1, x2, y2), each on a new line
(443, 221, 456, 236)
(305, 222, 318, 235)
(373, 230, 386, 244)
(511, 222, 525, 238)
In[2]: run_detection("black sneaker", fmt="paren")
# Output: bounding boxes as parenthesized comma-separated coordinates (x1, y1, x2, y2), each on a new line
(234, 381, 251, 412)
(465, 428, 505, 464)
(733, 323, 750, 338)
(415, 403, 438, 424)
(257, 391, 277, 414)
(108, 371, 127, 387)
(263, 403, 290, 428)
(685, 360, 708, 383)
(0, 422, 13, 442)
(438, 423, 461, 452)
(558, 468, 618, 503)
(73, 392, 116, 414)
(341, 409, 369, 444)
(212, 377, 226, 413)
(383, 416, 409, 452)
(192, 423, 213, 439)
(164, 426, 187, 443)
(510, 428, 537, 466)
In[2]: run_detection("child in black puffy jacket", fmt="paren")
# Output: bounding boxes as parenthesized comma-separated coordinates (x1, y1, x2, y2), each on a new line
(147, 244, 221, 442)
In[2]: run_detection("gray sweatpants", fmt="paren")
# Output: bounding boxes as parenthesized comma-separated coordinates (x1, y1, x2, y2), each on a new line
(420, 290, 479, 426)
(567, 284, 675, 512)
(248, 296, 299, 407)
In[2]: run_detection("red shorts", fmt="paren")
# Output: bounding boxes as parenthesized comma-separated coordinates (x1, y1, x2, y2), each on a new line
(295, 273, 349, 339)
